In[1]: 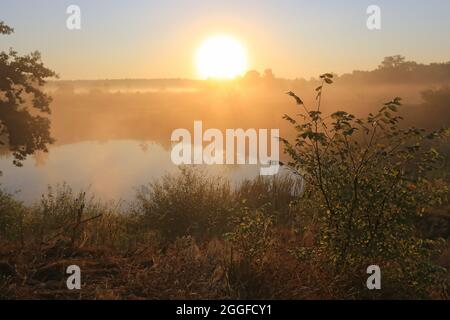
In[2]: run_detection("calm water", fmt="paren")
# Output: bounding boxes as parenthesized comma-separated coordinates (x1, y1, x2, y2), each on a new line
(0, 140, 260, 204)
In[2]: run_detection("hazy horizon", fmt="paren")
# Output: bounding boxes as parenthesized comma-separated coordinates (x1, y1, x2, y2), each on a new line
(2, 0, 450, 80)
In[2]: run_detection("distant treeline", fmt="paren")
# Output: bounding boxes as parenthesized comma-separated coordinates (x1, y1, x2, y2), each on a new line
(338, 55, 450, 85)
(47, 56, 450, 92)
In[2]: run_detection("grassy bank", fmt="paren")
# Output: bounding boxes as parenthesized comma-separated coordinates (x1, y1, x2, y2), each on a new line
(0, 167, 449, 299)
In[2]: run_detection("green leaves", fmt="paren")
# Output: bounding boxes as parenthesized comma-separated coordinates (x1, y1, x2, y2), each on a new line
(343, 128, 357, 136)
(308, 110, 322, 121)
(300, 130, 327, 143)
(320, 73, 334, 84)
(320, 73, 334, 79)
(286, 91, 303, 105)
(281, 74, 449, 296)
(331, 111, 353, 121)
(0, 21, 57, 167)
(383, 97, 402, 112)
(282, 114, 297, 124)
(387, 104, 398, 112)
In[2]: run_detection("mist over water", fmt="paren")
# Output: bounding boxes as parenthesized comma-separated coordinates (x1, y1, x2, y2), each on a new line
(0, 140, 261, 204)
(2, 62, 450, 203)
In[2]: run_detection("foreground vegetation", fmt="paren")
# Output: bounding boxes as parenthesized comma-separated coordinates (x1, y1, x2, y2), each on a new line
(0, 165, 449, 299)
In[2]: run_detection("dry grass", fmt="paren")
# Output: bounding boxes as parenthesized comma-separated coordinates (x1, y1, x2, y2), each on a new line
(0, 168, 449, 300)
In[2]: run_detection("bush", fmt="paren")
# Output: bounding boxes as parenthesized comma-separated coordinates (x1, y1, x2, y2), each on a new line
(225, 205, 273, 263)
(0, 188, 25, 242)
(235, 175, 300, 226)
(25, 184, 107, 247)
(283, 74, 449, 298)
(135, 167, 235, 243)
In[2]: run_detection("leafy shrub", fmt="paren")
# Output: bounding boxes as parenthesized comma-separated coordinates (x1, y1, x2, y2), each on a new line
(221, 205, 274, 298)
(226, 205, 273, 262)
(283, 74, 449, 298)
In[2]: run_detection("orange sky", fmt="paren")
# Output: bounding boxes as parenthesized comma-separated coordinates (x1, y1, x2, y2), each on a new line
(1, 0, 450, 79)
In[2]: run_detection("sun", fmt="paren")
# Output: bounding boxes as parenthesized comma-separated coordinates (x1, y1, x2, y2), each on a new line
(196, 35, 248, 79)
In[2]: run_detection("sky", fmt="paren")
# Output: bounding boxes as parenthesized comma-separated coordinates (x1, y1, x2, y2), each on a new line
(1, 0, 450, 80)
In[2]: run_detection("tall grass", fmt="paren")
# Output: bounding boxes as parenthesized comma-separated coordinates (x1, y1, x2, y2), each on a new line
(0, 165, 448, 299)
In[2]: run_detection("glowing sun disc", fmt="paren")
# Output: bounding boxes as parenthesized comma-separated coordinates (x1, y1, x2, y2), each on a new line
(196, 35, 248, 79)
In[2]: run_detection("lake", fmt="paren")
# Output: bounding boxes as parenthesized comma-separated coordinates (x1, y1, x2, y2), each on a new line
(0, 140, 261, 204)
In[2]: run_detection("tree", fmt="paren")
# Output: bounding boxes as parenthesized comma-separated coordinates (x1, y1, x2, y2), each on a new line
(242, 70, 261, 85)
(263, 68, 275, 81)
(0, 21, 56, 167)
(379, 55, 406, 69)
